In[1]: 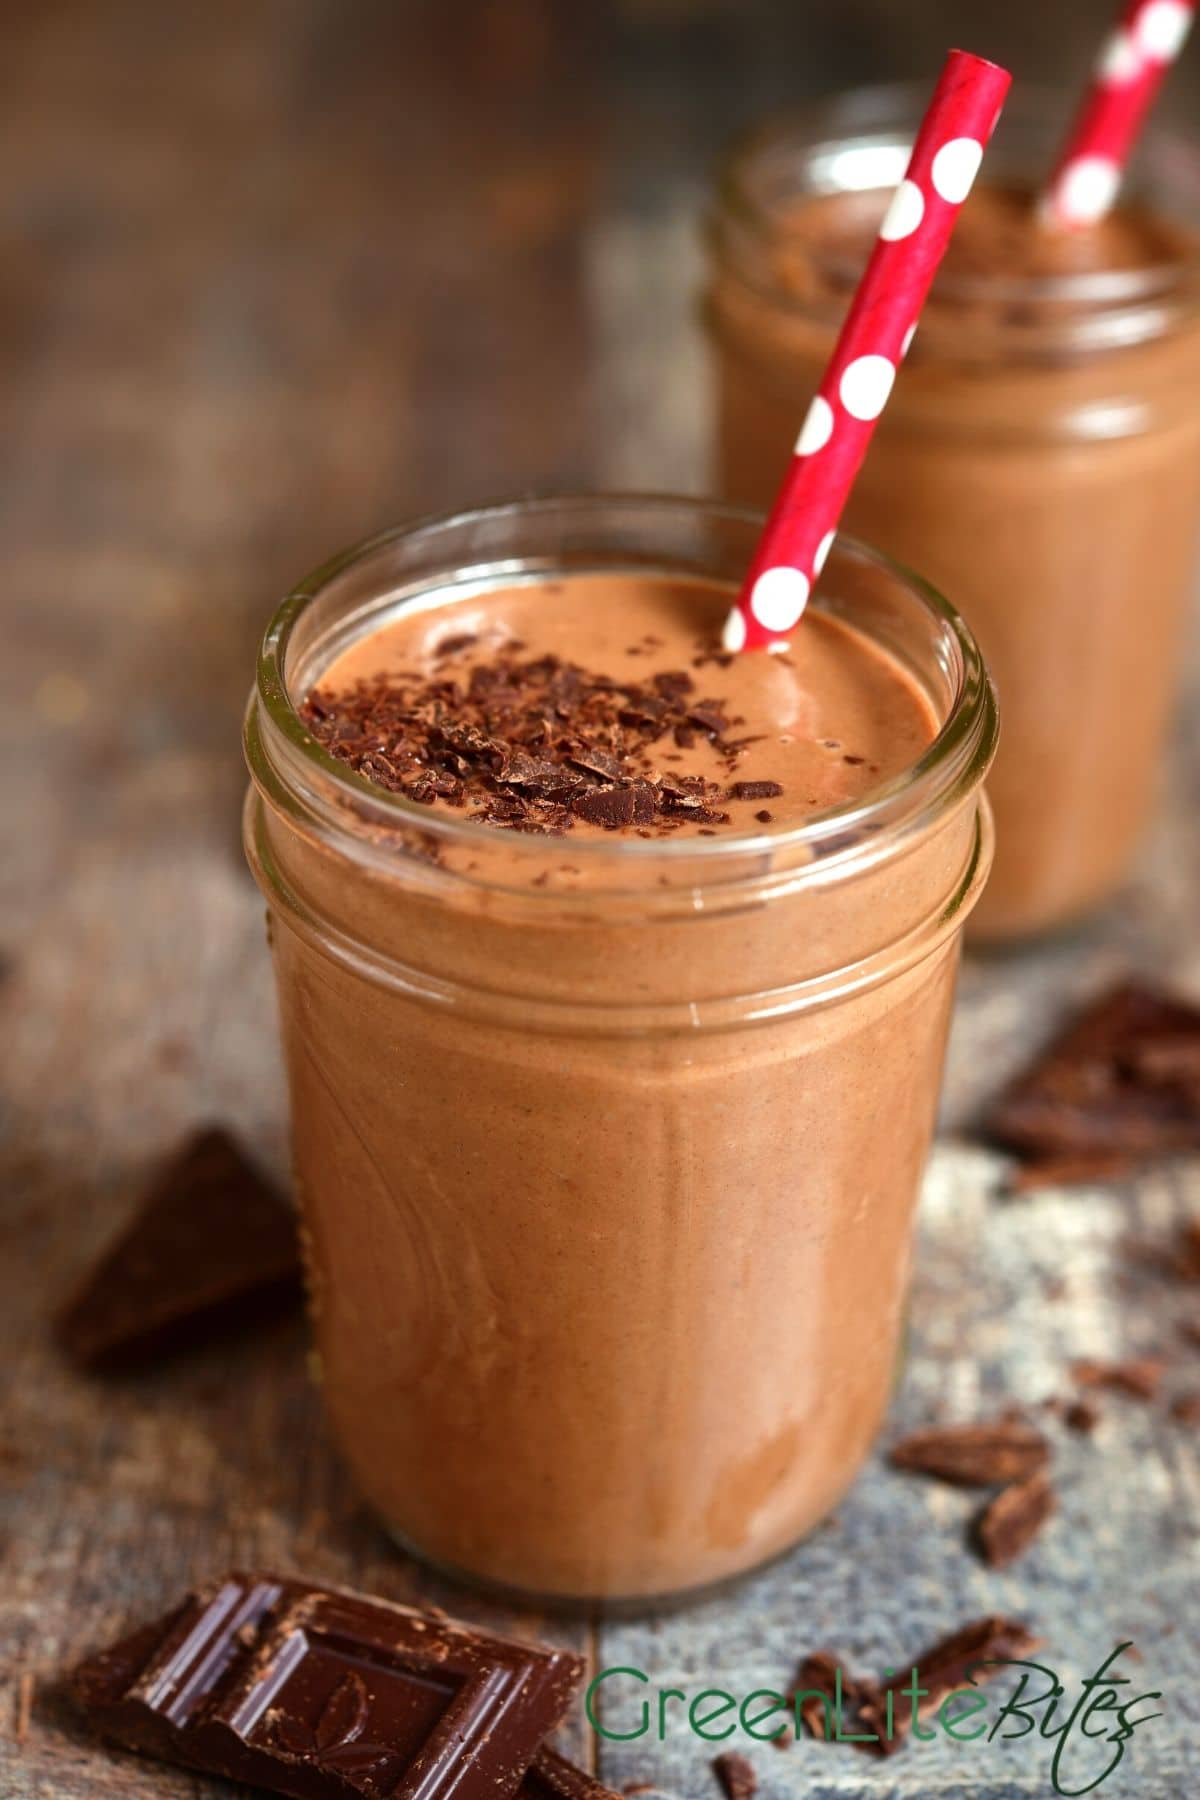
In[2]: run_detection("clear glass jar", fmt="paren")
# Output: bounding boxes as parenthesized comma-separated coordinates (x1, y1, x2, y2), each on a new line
(706, 85, 1200, 942)
(243, 494, 996, 1606)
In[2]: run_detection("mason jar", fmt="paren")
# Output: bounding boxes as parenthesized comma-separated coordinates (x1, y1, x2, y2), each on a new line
(243, 494, 996, 1606)
(706, 85, 1200, 942)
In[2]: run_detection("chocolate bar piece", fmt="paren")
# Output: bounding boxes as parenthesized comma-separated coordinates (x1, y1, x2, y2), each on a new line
(56, 1128, 301, 1367)
(524, 1747, 621, 1800)
(985, 981, 1200, 1168)
(73, 1572, 584, 1800)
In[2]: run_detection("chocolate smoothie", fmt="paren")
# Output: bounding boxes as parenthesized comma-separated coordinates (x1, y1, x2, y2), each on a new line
(707, 92, 1200, 940)
(244, 497, 997, 1603)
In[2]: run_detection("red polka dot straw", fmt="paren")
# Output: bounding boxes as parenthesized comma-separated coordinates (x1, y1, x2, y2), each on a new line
(723, 49, 1011, 656)
(1043, 0, 1196, 228)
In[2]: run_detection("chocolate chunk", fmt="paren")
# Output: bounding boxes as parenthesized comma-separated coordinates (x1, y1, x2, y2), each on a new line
(1171, 1391, 1200, 1425)
(72, 1572, 583, 1800)
(974, 1473, 1057, 1568)
(727, 781, 783, 801)
(985, 981, 1200, 1166)
(686, 703, 729, 735)
(1004, 1151, 1135, 1194)
(889, 1417, 1050, 1487)
(1169, 1218, 1200, 1282)
(711, 1752, 757, 1800)
(570, 785, 657, 829)
(874, 1618, 1040, 1743)
(55, 1129, 299, 1369)
(792, 1618, 1039, 1758)
(790, 1652, 880, 1748)
(754, 810, 773, 824)
(1072, 1356, 1168, 1400)
(567, 746, 625, 782)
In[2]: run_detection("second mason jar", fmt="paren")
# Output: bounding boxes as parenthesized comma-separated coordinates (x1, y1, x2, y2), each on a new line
(706, 86, 1200, 942)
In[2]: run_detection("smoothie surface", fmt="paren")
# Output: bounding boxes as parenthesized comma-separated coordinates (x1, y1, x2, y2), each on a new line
(771, 182, 1198, 301)
(302, 571, 937, 841)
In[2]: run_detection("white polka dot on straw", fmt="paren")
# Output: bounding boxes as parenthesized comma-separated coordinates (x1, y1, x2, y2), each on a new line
(749, 567, 810, 633)
(931, 137, 984, 203)
(839, 354, 896, 421)
(901, 321, 918, 357)
(1135, 0, 1192, 59)
(1055, 155, 1122, 224)
(879, 179, 925, 240)
(813, 530, 836, 574)
(1098, 28, 1142, 80)
(794, 395, 834, 455)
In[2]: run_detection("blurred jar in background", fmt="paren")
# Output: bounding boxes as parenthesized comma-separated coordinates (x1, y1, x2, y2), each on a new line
(705, 85, 1200, 943)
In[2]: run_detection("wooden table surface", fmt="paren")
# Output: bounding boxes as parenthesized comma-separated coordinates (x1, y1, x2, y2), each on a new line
(3, 4, 1200, 1798)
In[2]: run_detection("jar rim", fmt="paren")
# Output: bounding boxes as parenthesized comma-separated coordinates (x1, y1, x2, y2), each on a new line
(711, 79, 1200, 320)
(246, 493, 997, 893)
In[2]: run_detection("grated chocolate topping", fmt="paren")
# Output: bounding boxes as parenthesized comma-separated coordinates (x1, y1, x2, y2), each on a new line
(301, 641, 787, 836)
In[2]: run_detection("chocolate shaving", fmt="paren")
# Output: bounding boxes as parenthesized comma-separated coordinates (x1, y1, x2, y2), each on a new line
(985, 981, 1200, 1168)
(889, 1417, 1050, 1487)
(710, 1752, 756, 1800)
(1072, 1356, 1168, 1401)
(974, 1472, 1057, 1568)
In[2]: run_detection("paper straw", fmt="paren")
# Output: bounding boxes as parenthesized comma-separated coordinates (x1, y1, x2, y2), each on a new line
(1043, 0, 1195, 228)
(722, 49, 1012, 654)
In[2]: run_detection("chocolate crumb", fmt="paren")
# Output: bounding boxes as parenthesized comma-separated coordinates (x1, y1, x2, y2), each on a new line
(711, 1752, 756, 1800)
(728, 780, 783, 801)
(433, 633, 478, 657)
(755, 810, 773, 824)
(1064, 1397, 1101, 1434)
(974, 1472, 1057, 1568)
(1170, 1391, 1200, 1424)
(985, 981, 1200, 1171)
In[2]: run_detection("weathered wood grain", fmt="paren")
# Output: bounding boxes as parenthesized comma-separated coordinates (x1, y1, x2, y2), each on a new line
(3, 4, 1200, 1799)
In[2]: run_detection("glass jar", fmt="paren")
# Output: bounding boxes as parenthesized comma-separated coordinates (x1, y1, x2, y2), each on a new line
(243, 494, 996, 1606)
(706, 85, 1200, 942)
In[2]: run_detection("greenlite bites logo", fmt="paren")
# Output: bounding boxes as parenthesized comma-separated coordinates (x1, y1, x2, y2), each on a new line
(586, 1645, 1162, 1798)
